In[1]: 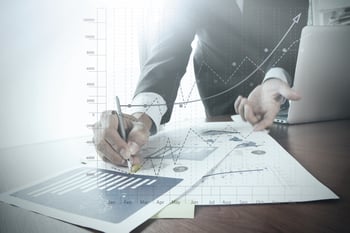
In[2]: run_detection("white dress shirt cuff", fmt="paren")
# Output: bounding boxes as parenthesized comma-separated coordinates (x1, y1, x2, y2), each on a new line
(126, 92, 167, 134)
(263, 67, 292, 86)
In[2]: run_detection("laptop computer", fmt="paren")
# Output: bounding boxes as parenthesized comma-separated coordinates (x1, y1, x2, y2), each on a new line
(275, 25, 350, 124)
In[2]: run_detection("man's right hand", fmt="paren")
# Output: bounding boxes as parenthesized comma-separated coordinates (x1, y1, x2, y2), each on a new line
(92, 111, 152, 167)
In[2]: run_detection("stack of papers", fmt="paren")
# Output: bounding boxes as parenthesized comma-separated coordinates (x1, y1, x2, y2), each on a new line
(0, 119, 338, 232)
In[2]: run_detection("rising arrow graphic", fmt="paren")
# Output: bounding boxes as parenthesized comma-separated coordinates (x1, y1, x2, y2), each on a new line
(122, 13, 302, 107)
(189, 13, 302, 103)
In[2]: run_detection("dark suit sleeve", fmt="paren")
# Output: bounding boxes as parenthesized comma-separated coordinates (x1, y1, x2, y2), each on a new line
(134, 0, 197, 124)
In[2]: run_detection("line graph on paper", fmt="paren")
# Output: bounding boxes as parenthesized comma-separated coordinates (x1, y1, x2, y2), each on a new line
(180, 121, 338, 205)
(0, 122, 338, 233)
(82, 121, 259, 177)
(81, 119, 337, 206)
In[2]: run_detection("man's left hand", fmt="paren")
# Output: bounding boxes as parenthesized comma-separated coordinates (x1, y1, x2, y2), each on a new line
(234, 79, 301, 130)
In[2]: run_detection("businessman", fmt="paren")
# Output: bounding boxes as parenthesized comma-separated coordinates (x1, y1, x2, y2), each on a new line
(93, 0, 308, 167)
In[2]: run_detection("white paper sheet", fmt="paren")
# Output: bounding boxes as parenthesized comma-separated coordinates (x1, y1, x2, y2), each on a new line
(0, 120, 338, 232)
(84, 118, 338, 206)
(0, 121, 237, 233)
(183, 121, 339, 205)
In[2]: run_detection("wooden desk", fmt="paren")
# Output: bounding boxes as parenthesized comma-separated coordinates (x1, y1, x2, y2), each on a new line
(133, 119, 350, 233)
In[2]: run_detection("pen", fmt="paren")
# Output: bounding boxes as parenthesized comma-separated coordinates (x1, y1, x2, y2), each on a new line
(115, 96, 132, 172)
(244, 129, 254, 138)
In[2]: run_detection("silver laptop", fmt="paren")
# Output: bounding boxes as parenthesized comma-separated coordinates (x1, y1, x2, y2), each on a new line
(275, 25, 350, 124)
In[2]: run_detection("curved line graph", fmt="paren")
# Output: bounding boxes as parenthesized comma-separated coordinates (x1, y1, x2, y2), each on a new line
(121, 13, 302, 108)
(198, 56, 265, 86)
(136, 126, 247, 176)
(271, 39, 300, 67)
(202, 168, 265, 179)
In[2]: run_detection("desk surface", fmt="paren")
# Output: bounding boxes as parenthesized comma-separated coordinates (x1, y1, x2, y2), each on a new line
(133, 119, 350, 233)
(1, 120, 349, 233)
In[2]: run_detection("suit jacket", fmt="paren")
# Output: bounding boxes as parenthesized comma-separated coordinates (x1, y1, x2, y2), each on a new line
(135, 0, 308, 124)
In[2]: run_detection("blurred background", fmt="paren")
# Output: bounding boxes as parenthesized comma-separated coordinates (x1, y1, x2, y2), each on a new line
(0, 0, 203, 148)
(0, 0, 349, 149)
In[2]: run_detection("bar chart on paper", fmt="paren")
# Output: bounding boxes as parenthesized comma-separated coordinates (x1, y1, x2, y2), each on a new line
(9, 167, 182, 223)
(0, 121, 242, 232)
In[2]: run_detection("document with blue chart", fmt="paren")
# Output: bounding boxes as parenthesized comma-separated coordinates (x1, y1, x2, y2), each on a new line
(82, 118, 338, 206)
(0, 121, 237, 233)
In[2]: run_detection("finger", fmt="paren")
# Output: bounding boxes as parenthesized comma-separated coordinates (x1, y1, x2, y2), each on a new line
(131, 154, 143, 166)
(237, 98, 248, 121)
(278, 84, 301, 101)
(253, 111, 277, 131)
(105, 112, 134, 159)
(100, 111, 113, 129)
(92, 124, 103, 144)
(127, 121, 150, 155)
(253, 119, 273, 131)
(102, 154, 128, 167)
(101, 110, 121, 130)
(96, 140, 127, 166)
(104, 127, 131, 160)
(244, 104, 260, 125)
(234, 95, 243, 113)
